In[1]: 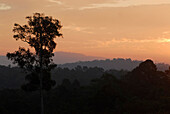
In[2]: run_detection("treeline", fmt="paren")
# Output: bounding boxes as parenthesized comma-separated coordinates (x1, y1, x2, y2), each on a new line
(0, 66, 25, 89)
(59, 58, 169, 71)
(51, 66, 128, 85)
(0, 65, 128, 89)
(1, 60, 170, 113)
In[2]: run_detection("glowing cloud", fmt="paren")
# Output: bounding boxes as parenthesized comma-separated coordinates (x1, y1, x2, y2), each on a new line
(79, 0, 170, 10)
(64, 25, 94, 34)
(95, 37, 170, 48)
(48, 0, 63, 5)
(0, 3, 11, 10)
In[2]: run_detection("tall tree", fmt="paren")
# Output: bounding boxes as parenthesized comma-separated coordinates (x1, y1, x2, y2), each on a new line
(6, 13, 63, 114)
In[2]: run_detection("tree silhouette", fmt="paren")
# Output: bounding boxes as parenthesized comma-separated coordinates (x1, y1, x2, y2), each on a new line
(123, 59, 170, 99)
(6, 13, 62, 114)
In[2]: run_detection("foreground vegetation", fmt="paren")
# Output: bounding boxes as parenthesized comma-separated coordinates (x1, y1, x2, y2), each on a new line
(1, 60, 170, 113)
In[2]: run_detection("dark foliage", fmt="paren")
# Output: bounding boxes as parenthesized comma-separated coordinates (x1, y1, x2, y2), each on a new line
(59, 58, 170, 71)
(123, 59, 170, 99)
(6, 13, 62, 91)
(1, 60, 170, 113)
(0, 65, 127, 89)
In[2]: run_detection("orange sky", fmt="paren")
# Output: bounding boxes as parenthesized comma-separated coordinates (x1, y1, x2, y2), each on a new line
(1, 0, 170, 63)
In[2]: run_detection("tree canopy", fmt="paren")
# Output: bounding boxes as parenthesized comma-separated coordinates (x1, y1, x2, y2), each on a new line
(7, 13, 63, 91)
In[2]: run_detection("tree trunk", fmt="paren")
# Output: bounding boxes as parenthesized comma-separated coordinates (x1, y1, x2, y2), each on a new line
(40, 32, 44, 114)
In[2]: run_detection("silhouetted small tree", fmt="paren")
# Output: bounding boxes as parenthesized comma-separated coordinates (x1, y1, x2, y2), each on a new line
(6, 13, 62, 114)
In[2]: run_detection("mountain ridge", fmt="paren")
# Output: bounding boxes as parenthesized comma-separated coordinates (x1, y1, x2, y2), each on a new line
(58, 58, 170, 71)
(0, 51, 106, 66)
(0, 51, 169, 71)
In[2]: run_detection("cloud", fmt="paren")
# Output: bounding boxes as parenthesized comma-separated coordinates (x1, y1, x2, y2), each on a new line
(48, 0, 63, 5)
(94, 37, 170, 48)
(0, 3, 11, 10)
(47, 0, 75, 10)
(79, 2, 117, 10)
(158, 38, 170, 43)
(64, 25, 94, 34)
(79, 0, 170, 10)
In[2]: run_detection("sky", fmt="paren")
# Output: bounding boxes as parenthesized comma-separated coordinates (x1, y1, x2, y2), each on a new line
(1, 0, 170, 63)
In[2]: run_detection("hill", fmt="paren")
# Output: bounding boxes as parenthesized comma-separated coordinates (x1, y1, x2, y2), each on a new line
(0, 52, 169, 71)
(53, 51, 105, 64)
(0, 51, 105, 66)
(59, 58, 169, 71)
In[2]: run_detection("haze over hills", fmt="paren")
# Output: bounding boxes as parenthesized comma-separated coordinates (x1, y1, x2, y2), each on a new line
(59, 58, 170, 71)
(0, 51, 169, 71)
(0, 56, 13, 66)
(53, 51, 105, 64)
(0, 51, 105, 66)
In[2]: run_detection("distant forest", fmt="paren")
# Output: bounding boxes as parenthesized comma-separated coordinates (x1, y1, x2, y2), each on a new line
(0, 63, 128, 89)
(1, 58, 169, 90)
(1, 56, 169, 71)
(59, 58, 169, 71)
(1, 59, 170, 113)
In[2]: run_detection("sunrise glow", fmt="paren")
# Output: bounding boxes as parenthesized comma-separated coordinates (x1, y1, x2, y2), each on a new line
(1, 0, 170, 63)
